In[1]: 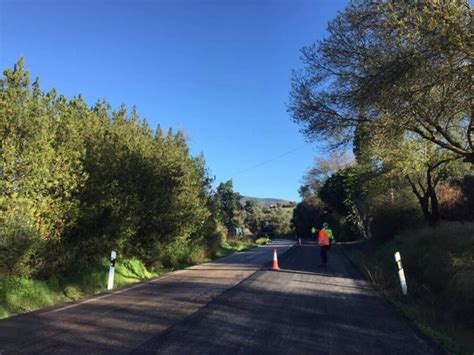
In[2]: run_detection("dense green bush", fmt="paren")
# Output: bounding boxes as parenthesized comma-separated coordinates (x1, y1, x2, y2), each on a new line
(254, 237, 271, 245)
(158, 238, 207, 268)
(0, 59, 215, 276)
(203, 220, 227, 258)
(0, 215, 40, 276)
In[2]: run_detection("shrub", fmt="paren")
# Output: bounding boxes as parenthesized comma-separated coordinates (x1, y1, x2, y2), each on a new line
(117, 258, 153, 280)
(384, 223, 474, 326)
(370, 203, 422, 241)
(0, 215, 41, 276)
(0, 256, 158, 319)
(438, 176, 474, 221)
(159, 239, 188, 268)
(186, 245, 208, 265)
(254, 237, 271, 245)
(204, 221, 227, 258)
(343, 222, 474, 351)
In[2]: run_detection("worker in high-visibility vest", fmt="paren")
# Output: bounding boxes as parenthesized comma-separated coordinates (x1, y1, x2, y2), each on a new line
(311, 226, 317, 239)
(318, 222, 335, 266)
(325, 223, 335, 246)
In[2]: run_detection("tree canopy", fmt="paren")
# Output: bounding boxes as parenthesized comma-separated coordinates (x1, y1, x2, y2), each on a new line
(289, 0, 473, 163)
(0, 59, 214, 274)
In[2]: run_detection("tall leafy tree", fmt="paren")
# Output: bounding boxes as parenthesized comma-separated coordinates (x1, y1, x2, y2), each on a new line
(299, 151, 352, 198)
(289, 0, 473, 163)
(375, 133, 468, 225)
(0, 59, 86, 242)
(214, 180, 242, 231)
(243, 200, 264, 234)
(291, 196, 329, 239)
(1, 58, 218, 274)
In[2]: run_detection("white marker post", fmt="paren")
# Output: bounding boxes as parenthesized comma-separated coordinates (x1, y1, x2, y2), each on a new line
(394, 251, 407, 296)
(107, 250, 116, 290)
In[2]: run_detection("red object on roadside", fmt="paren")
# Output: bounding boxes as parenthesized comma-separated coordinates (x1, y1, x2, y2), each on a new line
(272, 248, 280, 270)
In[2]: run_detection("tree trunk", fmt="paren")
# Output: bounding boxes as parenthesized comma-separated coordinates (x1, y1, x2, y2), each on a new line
(351, 204, 369, 239)
(406, 176, 432, 224)
(429, 189, 440, 225)
(468, 60, 474, 162)
(426, 168, 440, 226)
(419, 195, 431, 224)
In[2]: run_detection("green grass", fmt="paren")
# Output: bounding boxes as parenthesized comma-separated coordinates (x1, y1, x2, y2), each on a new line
(340, 222, 474, 354)
(254, 237, 271, 245)
(214, 237, 255, 258)
(0, 258, 164, 320)
(0, 238, 257, 320)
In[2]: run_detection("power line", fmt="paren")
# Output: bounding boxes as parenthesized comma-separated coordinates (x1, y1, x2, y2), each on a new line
(229, 144, 310, 178)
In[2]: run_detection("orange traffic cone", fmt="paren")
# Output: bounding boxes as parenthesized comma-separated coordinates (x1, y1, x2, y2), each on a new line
(272, 248, 280, 270)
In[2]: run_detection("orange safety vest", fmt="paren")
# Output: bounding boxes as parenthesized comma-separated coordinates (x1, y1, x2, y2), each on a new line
(318, 229, 330, 247)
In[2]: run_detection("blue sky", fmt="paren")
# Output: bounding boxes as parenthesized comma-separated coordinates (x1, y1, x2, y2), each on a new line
(1, 0, 348, 201)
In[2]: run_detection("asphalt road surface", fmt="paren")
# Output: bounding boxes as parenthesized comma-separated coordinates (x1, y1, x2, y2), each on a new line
(0, 240, 442, 354)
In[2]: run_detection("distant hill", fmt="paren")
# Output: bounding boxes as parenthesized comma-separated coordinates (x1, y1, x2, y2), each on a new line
(240, 196, 296, 208)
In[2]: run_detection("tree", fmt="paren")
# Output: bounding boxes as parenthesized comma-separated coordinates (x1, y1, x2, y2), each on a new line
(291, 195, 329, 239)
(214, 180, 242, 231)
(318, 163, 394, 239)
(375, 133, 468, 225)
(289, 0, 473, 163)
(0, 58, 86, 242)
(299, 151, 352, 197)
(1, 58, 219, 274)
(244, 200, 264, 234)
(260, 206, 293, 237)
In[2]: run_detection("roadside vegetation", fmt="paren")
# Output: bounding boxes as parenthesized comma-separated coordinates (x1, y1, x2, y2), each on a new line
(0, 258, 159, 319)
(342, 224, 474, 354)
(0, 236, 257, 320)
(288, 0, 473, 352)
(0, 60, 293, 319)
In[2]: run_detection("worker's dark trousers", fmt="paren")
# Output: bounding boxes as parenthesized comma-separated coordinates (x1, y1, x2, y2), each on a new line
(320, 245, 329, 264)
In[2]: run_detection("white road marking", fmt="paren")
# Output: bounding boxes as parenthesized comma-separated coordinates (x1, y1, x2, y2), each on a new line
(47, 270, 186, 314)
(45, 240, 294, 314)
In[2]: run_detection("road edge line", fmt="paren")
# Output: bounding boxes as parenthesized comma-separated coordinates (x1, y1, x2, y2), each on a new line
(46, 240, 294, 315)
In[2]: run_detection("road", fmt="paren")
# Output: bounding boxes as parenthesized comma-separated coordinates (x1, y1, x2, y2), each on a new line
(0, 240, 442, 354)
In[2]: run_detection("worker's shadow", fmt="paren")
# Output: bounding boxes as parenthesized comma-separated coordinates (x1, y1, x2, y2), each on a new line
(276, 245, 366, 281)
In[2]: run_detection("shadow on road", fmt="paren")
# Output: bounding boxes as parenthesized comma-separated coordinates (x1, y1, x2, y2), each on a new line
(0, 240, 442, 355)
(133, 259, 442, 354)
(276, 244, 367, 282)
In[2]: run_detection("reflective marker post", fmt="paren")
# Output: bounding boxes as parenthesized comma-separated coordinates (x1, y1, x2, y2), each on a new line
(107, 250, 116, 290)
(394, 251, 407, 296)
